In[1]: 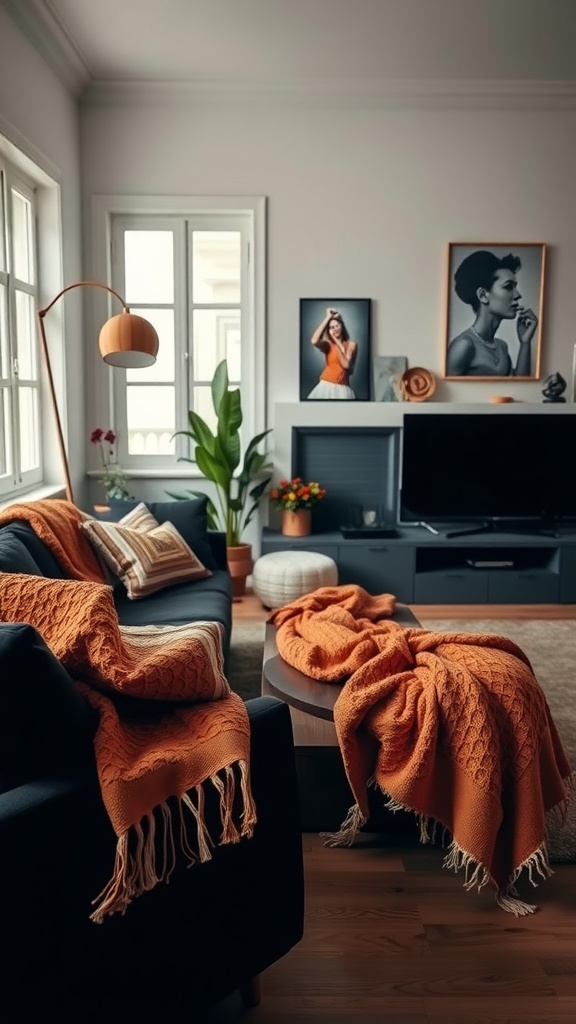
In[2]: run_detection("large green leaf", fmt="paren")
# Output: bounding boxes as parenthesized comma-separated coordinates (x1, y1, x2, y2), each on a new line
(211, 360, 229, 414)
(215, 428, 240, 475)
(196, 445, 231, 489)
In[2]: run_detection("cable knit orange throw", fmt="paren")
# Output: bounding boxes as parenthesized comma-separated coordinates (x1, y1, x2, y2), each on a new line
(269, 584, 573, 915)
(0, 501, 255, 922)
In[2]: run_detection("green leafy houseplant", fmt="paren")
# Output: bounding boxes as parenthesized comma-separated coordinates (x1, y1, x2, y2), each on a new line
(168, 360, 272, 548)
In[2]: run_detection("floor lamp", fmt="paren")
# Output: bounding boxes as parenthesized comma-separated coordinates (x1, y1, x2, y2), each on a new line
(37, 280, 159, 505)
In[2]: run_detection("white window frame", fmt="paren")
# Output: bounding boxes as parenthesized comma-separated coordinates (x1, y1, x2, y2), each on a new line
(89, 195, 266, 480)
(0, 117, 65, 506)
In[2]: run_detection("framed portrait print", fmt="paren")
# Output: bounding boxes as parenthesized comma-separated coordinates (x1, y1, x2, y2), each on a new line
(443, 242, 546, 381)
(299, 298, 371, 401)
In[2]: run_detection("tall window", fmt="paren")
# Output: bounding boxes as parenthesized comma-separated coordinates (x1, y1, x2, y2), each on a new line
(0, 157, 41, 498)
(107, 204, 263, 471)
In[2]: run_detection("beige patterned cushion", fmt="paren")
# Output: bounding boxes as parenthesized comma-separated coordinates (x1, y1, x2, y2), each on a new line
(113, 501, 160, 533)
(80, 512, 212, 600)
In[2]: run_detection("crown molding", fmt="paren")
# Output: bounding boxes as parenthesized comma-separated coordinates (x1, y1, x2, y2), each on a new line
(83, 77, 576, 110)
(1, 0, 90, 96)
(2, 2, 575, 112)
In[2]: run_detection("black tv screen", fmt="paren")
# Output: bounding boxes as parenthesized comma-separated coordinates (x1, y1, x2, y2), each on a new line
(399, 412, 576, 525)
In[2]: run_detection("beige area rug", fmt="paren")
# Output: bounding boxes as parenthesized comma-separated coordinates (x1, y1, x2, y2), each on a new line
(228, 617, 576, 862)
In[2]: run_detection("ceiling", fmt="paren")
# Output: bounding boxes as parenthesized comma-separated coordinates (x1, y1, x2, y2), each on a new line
(4, 0, 576, 95)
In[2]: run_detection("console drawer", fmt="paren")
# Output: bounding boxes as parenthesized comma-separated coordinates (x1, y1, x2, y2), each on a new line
(414, 570, 488, 604)
(338, 544, 414, 602)
(488, 570, 559, 603)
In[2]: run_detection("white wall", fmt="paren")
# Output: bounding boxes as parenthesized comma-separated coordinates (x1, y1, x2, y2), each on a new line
(0, 5, 84, 502)
(80, 90, 576, 428)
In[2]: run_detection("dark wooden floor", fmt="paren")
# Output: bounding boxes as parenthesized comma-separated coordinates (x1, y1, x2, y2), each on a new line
(202, 594, 576, 1023)
(203, 831, 576, 1024)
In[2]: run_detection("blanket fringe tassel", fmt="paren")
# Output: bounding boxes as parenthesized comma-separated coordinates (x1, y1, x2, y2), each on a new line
(90, 759, 256, 924)
(320, 792, 558, 917)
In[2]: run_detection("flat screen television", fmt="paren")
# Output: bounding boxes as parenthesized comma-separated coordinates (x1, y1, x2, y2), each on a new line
(399, 412, 576, 527)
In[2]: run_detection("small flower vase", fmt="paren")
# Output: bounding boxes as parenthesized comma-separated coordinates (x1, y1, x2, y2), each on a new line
(281, 509, 312, 537)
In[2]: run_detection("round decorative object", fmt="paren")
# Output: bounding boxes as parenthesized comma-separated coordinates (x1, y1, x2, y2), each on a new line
(252, 550, 338, 609)
(401, 367, 436, 402)
(490, 395, 514, 403)
(281, 509, 312, 537)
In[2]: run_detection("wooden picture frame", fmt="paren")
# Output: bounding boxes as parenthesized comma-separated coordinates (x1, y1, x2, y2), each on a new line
(299, 298, 371, 401)
(443, 242, 546, 380)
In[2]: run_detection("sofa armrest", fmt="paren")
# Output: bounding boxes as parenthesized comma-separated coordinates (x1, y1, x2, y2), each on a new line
(0, 695, 304, 1024)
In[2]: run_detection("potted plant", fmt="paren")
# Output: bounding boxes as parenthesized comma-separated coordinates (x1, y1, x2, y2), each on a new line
(90, 427, 131, 509)
(269, 477, 327, 536)
(168, 360, 272, 597)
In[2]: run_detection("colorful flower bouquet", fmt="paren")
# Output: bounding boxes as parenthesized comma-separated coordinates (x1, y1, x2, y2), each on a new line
(269, 477, 326, 512)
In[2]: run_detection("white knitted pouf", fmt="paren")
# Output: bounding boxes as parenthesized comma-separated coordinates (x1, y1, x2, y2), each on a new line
(252, 550, 338, 609)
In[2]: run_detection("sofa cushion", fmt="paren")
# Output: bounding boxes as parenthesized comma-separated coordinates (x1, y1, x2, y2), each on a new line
(0, 622, 96, 792)
(0, 522, 67, 578)
(0, 530, 44, 575)
(80, 517, 212, 600)
(100, 497, 219, 571)
(114, 571, 233, 626)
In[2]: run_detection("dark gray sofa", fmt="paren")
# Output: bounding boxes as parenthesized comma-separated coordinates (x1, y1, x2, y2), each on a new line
(0, 496, 234, 666)
(0, 498, 305, 1023)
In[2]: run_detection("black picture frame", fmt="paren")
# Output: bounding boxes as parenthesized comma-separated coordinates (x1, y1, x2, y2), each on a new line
(443, 242, 546, 381)
(299, 298, 371, 401)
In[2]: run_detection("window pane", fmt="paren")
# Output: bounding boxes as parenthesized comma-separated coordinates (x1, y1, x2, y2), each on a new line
(124, 231, 174, 304)
(126, 308, 175, 383)
(15, 290, 36, 379)
(193, 309, 241, 382)
(192, 385, 217, 435)
(18, 386, 39, 471)
(0, 386, 11, 476)
(127, 385, 175, 455)
(11, 189, 34, 284)
(192, 231, 240, 304)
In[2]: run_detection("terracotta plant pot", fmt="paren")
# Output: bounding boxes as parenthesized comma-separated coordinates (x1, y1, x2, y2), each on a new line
(227, 543, 253, 598)
(281, 509, 312, 537)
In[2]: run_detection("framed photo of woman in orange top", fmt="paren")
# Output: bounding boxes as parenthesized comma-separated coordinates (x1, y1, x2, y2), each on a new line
(300, 298, 371, 401)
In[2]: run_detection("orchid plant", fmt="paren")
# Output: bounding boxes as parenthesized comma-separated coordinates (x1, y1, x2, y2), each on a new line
(90, 428, 130, 501)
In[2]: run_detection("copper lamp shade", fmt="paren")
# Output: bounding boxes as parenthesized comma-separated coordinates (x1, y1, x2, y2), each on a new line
(37, 280, 159, 504)
(99, 311, 159, 368)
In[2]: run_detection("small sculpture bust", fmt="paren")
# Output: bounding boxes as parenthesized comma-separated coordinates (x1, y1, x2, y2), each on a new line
(542, 371, 567, 403)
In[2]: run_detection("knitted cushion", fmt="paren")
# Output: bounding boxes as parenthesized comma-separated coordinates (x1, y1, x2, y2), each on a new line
(253, 550, 338, 608)
(80, 515, 212, 599)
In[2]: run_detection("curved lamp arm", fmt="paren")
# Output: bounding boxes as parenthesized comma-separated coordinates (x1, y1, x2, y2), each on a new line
(37, 280, 159, 505)
(37, 280, 129, 319)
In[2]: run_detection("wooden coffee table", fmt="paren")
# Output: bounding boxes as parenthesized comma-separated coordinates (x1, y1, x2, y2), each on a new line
(262, 602, 420, 733)
(261, 604, 421, 828)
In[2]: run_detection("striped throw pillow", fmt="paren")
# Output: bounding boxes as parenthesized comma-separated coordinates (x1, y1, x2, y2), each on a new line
(80, 516, 212, 599)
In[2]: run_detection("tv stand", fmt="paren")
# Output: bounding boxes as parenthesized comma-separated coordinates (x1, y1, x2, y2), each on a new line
(261, 525, 576, 605)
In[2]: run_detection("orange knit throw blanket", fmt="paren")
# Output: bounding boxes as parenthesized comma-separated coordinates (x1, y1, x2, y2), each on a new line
(270, 585, 573, 915)
(0, 501, 255, 922)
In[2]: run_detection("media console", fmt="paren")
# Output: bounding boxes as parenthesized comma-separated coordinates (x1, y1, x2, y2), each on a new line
(261, 526, 576, 605)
